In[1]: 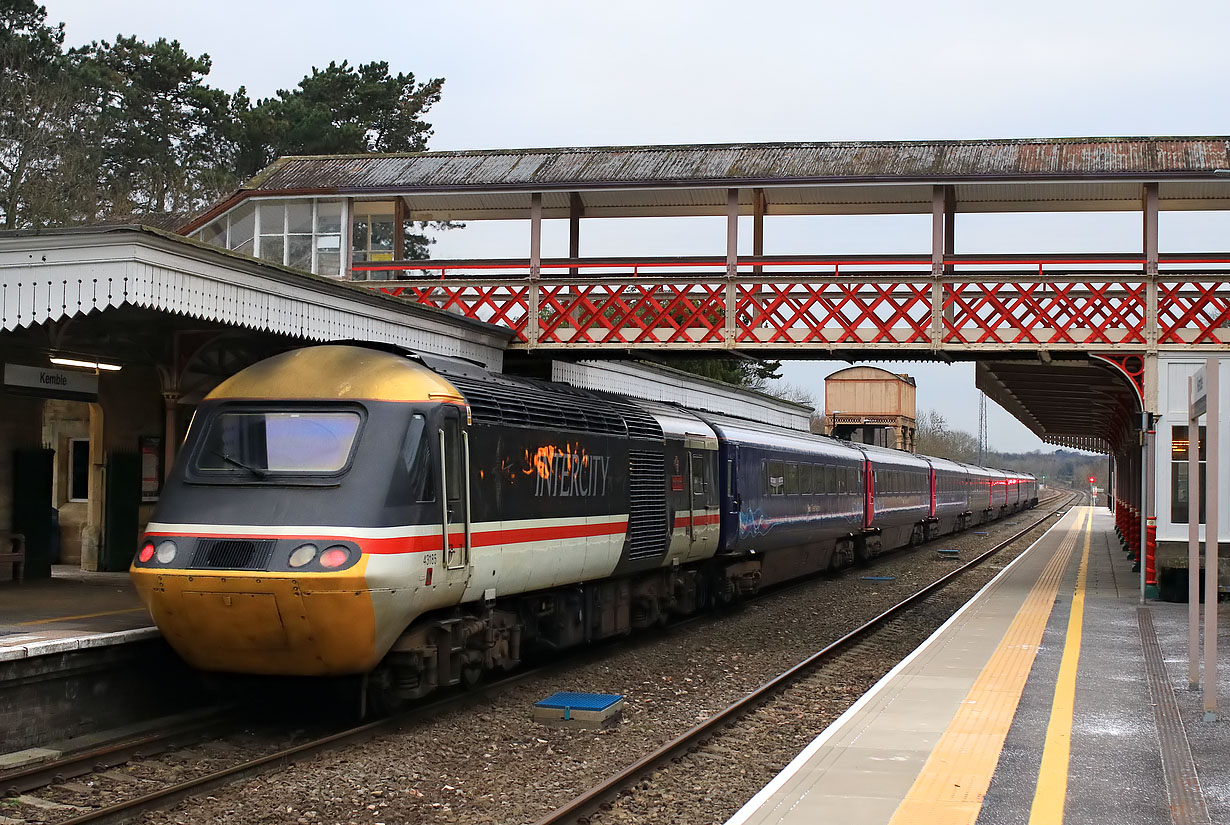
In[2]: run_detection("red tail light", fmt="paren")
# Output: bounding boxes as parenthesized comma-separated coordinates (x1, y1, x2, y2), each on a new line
(319, 546, 350, 568)
(138, 543, 155, 563)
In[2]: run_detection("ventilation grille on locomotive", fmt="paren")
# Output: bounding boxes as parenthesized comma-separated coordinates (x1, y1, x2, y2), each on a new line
(450, 376, 636, 437)
(626, 450, 668, 560)
(190, 539, 275, 570)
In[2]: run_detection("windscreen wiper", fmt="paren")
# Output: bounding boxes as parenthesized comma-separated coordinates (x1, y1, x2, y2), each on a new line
(209, 449, 269, 479)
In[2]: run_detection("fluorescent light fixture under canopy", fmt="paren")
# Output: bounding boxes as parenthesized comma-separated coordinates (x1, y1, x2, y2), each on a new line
(50, 356, 122, 372)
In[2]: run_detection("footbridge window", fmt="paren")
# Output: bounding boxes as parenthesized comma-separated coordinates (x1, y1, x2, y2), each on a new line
(194, 198, 345, 278)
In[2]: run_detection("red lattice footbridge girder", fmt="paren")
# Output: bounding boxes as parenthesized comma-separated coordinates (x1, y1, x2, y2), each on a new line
(357, 255, 1230, 353)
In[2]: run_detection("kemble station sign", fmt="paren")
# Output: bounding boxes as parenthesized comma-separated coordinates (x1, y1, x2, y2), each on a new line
(3, 363, 99, 401)
(1192, 365, 1208, 417)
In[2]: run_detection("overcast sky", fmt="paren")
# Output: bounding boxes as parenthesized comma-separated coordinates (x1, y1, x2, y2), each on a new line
(46, 0, 1230, 451)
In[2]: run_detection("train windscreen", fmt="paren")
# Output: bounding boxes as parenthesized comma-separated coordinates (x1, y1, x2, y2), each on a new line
(195, 410, 362, 476)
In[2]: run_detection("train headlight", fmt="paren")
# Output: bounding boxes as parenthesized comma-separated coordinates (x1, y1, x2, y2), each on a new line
(319, 546, 350, 568)
(289, 543, 318, 568)
(155, 540, 178, 564)
(138, 542, 155, 563)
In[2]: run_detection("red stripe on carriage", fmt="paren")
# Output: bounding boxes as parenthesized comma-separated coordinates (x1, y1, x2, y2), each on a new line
(143, 519, 630, 556)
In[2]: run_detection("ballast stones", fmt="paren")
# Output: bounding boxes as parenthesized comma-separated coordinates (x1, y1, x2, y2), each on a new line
(534, 691, 625, 728)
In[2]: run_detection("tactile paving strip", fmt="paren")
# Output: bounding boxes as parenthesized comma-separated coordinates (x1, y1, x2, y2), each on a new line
(887, 510, 1086, 825)
(1137, 608, 1212, 825)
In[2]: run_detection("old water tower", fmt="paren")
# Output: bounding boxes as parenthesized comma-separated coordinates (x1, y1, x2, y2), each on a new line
(823, 366, 917, 451)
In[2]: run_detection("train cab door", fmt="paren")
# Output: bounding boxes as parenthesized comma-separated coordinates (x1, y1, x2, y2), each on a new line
(438, 407, 471, 574)
(688, 450, 717, 549)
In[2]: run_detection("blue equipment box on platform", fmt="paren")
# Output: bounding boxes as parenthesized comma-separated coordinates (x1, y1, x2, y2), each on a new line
(534, 691, 625, 727)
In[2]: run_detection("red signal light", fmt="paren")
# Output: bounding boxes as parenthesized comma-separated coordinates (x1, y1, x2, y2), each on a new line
(1088, 476, 1096, 483)
(138, 543, 155, 563)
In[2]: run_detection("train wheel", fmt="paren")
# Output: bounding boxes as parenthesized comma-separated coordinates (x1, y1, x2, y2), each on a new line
(363, 668, 407, 717)
(853, 540, 869, 566)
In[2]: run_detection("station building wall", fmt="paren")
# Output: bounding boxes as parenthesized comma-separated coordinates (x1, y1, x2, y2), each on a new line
(1156, 352, 1229, 572)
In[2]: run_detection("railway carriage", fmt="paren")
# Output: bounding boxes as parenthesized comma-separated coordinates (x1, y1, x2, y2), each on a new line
(925, 456, 973, 537)
(131, 343, 1036, 709)
(860, 444, 933, 554)
(702, 415, 865, 587)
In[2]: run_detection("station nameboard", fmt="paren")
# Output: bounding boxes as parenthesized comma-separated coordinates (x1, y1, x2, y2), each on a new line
(3, 363, 99, 400)
(1192, 366, 1208, 417)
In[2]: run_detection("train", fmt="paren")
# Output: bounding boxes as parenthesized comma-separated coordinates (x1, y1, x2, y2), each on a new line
(130, 344, 1037, 709)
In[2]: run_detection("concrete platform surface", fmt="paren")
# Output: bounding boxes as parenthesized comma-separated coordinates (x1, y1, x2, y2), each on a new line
(727, 507, 1223, 825)
(0, 565, 154, 659)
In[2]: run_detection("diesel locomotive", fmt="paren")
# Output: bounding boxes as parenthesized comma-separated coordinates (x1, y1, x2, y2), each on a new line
(130, 344, 1036, 708)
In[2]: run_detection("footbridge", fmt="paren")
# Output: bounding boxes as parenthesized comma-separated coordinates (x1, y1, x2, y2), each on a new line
(185, 136, 1230, 593)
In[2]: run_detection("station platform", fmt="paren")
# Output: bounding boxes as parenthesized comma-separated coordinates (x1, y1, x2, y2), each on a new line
(727, 506, 1228, 825)
(0, 565, 155, 660)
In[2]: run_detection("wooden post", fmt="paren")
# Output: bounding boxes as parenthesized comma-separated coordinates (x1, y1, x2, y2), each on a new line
(930, 186, 945, 349)
(569, 193, 582, 277)
(1203, 357, 1219, 720)
(1189, 374, 1201, 689)
(725, 188, 738, 346)
(528, 193, 542, 348)
(752, 188, 765, 276)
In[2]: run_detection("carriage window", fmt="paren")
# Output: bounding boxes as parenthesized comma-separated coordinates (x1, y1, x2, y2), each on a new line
(691, 453, 706, 496)
(767, 460, 785, 495)
(785, 462, 799, 495)
(400, 413, 435, 502)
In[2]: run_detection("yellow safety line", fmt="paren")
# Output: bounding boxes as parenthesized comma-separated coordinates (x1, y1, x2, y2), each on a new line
(16, 606, 146, 626)
(888, 508, 1089, 825)
(1027, 506, 1093, 824)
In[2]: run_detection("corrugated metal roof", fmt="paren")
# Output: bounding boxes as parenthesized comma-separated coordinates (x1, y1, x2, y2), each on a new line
(245, 137, 1230, 194)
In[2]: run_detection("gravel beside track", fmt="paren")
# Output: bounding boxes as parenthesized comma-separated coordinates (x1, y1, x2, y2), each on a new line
(8, 494, 1073, 825)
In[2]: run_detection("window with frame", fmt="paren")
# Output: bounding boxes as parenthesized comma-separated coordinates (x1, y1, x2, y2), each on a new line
(194, 198, 345, 278)
(1172, 425, 1206, 524)
(400, 413, 435, 502)
(785, 462, 799, 495)
(766, 460, 785, 496)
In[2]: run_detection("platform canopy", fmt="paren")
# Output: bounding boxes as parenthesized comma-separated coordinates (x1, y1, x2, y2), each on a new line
(0, 225, 512, 371)
(976, 357, 1142, 454)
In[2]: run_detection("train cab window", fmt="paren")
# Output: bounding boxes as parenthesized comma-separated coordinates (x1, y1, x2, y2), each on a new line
(767, 460, 785, 495)
(443, 414, 462, 502)
(785, 462, 799, 495)
(195, 409, 362, 477)
(401, 413, 435, 502)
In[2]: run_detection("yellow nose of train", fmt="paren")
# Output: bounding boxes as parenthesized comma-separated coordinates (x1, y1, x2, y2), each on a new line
(131, 556, 381, 675)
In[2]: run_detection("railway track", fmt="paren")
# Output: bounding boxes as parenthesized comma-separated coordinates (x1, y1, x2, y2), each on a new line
(530, 491, 1081, 825)
(5, 493, 1074, 825)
